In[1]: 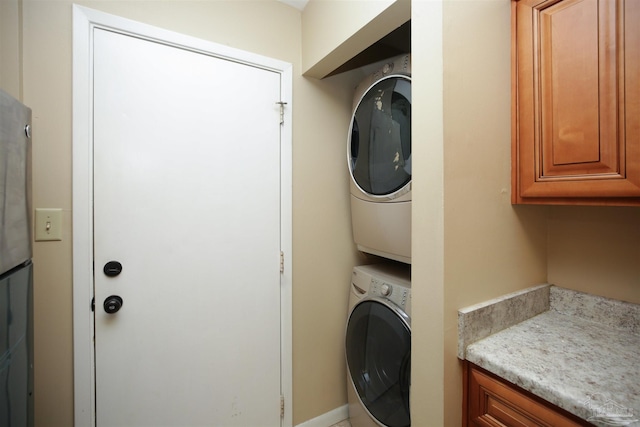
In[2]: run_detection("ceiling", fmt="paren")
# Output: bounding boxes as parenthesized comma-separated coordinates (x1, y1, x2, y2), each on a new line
(279, 0, 308, 11)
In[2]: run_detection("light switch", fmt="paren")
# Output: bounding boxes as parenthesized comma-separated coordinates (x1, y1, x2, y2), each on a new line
(35, 208, 62, 241)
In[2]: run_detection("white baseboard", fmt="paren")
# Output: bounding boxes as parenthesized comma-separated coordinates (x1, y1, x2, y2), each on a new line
(295, 404, 349, 427)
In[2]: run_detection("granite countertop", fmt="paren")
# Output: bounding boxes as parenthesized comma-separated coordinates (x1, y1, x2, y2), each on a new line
(459, 285, 640, 427)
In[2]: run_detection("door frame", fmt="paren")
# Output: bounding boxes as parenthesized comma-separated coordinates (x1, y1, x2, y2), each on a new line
(71, 5, 293, 426)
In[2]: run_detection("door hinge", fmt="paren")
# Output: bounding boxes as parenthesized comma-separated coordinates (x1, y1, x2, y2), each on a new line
(91, 297, 95, 312)
(280, 395, 285, 418)
(280, 251, 284, 273)
(276, 101, 287, 125)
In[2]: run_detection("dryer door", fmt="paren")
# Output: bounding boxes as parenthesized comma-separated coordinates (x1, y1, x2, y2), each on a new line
(349, 76, 411, 199)
(346, 299, 410, 427)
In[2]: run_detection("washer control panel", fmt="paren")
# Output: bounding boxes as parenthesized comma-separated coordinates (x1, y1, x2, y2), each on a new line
(370, 278, 410, 311)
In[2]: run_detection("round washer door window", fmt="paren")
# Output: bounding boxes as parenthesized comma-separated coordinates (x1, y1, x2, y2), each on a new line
(349, 76, 412, 198)
(346, 299, 411, 427)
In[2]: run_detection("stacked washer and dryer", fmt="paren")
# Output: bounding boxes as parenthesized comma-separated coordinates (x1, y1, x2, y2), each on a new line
(345, 54, 412, 427)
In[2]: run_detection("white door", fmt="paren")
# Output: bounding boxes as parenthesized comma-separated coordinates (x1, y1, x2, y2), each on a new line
(92, 27, 283, 426)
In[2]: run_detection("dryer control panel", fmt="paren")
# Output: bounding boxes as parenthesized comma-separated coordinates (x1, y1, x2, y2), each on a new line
(370, 278, 410, 311)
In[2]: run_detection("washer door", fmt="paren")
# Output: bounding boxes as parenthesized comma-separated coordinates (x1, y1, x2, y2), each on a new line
(349, 75, 411, 199)
(346, 299, 411, 427)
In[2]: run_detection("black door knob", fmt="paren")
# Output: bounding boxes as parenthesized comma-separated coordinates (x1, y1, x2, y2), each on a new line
(103, 261, 123, 277)
(104, 295, 123, 314)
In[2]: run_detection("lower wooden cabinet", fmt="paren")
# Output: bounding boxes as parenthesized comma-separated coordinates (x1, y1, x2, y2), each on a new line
(463, 362, 590, 427)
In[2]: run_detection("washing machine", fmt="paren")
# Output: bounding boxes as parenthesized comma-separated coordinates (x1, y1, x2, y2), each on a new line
(345, 263, 411, 427)
(348, 54, 411, 264)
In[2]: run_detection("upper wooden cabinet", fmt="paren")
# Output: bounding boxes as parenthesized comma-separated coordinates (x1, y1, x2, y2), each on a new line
(512, 0, 640, 205)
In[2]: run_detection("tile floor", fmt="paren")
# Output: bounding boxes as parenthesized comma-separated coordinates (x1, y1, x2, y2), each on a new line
(329, 420, 351, 427)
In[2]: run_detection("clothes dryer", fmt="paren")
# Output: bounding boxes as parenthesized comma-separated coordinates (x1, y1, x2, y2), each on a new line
(345, 263, 411, 427)
(348, 54, 411, 264)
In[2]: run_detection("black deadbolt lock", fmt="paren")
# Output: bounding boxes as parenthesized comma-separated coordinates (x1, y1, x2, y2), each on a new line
(103, 261, 123, 277)
(104, 295, 123, 314)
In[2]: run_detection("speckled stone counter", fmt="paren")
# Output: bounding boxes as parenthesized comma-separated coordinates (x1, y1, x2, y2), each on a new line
(459, 286, 640, 427)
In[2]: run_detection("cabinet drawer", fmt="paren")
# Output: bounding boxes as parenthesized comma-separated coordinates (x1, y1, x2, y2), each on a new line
(466, 363, 590, 427)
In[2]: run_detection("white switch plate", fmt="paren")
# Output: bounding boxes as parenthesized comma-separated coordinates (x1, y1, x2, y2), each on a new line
(35, 208, 62, 241)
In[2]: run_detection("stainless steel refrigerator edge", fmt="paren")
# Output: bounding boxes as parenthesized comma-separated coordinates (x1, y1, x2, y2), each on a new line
(0, 89, 34, 427)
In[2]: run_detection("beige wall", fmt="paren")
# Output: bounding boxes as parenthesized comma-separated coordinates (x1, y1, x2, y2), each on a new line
(411, 0, 640, 425)
(411, 0, 548, 424)
(410, 0, 446, 423)
(439, 1, 548, 424)
(548, 206, 640, 304)
(1, 0, 22, 98)
(14, 1, 361, 425)
(292, 70, 370, 422)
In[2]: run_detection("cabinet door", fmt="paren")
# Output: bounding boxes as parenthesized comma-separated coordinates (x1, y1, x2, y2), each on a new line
(513, 0, 640, 205)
